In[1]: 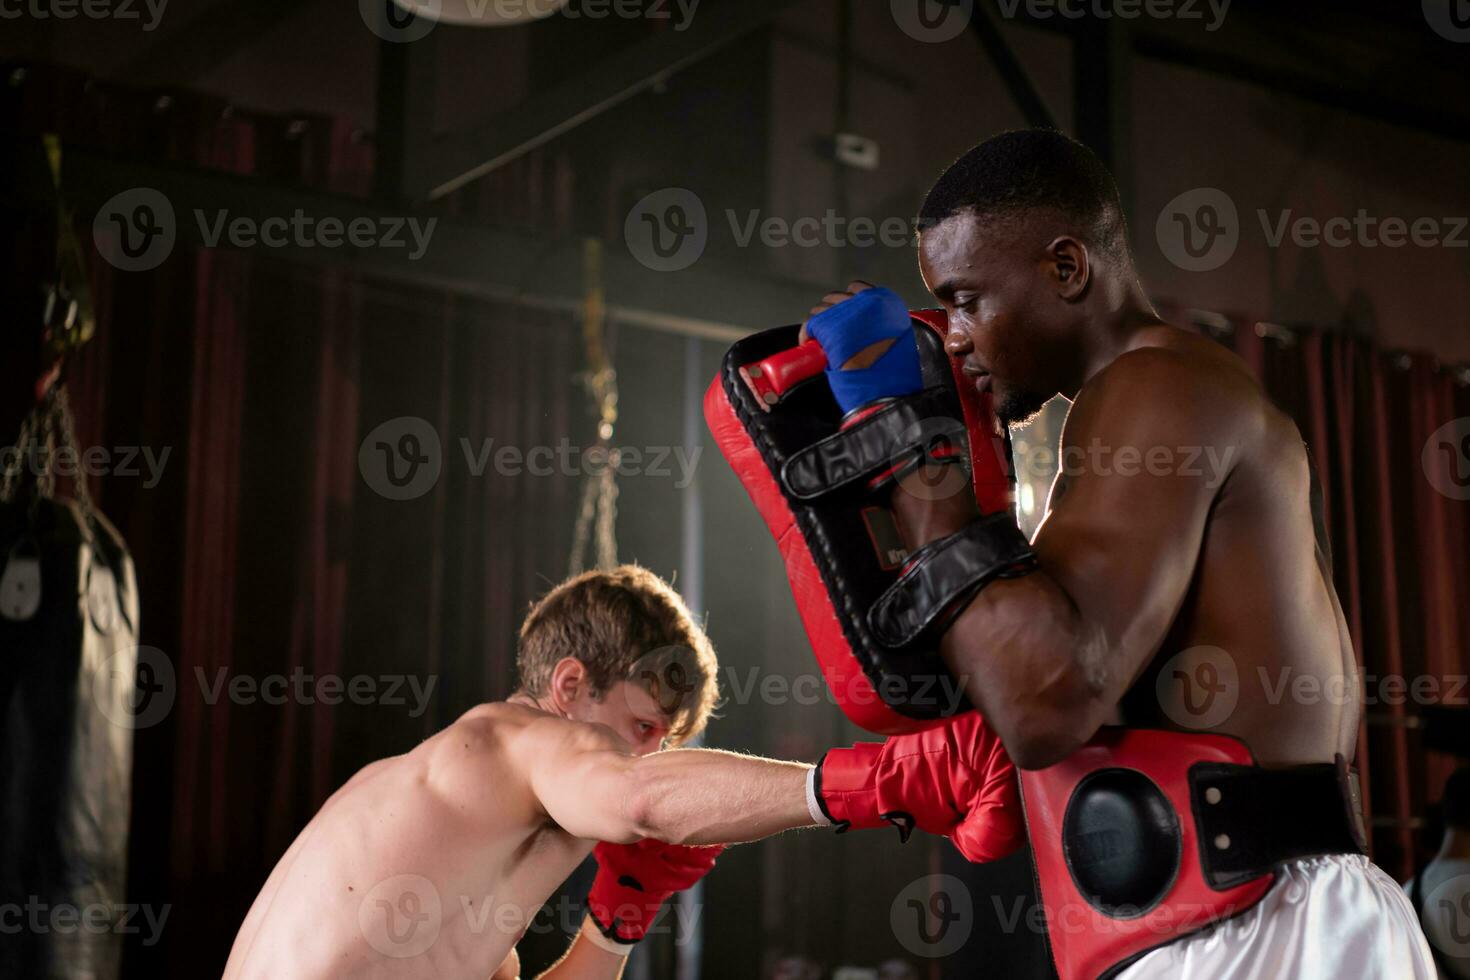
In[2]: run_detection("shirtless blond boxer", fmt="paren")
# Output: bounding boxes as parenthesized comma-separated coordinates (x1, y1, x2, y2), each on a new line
(222, 566, 814, 980)
(223, 565, 1022, 980)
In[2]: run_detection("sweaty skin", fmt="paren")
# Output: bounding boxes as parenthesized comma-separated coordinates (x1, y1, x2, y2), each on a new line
(222, 696, 813, 980)
(884, 211, 1359, 771)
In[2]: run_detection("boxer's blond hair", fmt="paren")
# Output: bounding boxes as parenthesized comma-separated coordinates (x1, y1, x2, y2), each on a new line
(516, 565, 719, 745)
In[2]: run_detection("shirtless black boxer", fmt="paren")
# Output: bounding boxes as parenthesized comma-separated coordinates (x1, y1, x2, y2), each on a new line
(796, 130, 1433, 978)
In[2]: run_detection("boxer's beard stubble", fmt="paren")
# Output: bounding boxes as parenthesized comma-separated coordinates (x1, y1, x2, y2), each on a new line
(995, 385, 1049, 427)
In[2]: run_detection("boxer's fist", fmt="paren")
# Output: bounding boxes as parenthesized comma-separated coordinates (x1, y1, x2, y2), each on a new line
(801, 283, 923, 415)
(814, 711, 1023, 863)
(587, 840, 724, 944)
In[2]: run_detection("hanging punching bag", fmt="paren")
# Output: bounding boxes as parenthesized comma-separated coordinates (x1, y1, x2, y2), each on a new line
(0, 387, 139, 980)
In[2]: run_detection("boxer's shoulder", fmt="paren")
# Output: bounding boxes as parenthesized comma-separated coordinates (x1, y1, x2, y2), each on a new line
(1074, 332, 1273, 444)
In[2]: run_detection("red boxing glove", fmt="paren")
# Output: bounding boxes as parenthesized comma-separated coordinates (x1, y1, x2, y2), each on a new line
(587, 840, 724, 945)
(813, 711, 1024, 863)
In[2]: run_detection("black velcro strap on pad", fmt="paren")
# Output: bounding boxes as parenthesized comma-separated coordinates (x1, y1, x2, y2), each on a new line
(780, 389, 961, 501)
(868, 514, 1036, 648)
(1189, 760, 1366, 891)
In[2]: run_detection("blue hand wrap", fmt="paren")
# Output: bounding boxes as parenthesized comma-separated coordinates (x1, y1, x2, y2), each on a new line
(806, 288, 923, 414)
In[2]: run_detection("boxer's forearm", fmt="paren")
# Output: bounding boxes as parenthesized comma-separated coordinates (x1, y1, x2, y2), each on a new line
(891, 468, 1106, 769)
(936, 573, 1106, 769)
(533, 920, 628, 980)
(624, 750, 816, 845)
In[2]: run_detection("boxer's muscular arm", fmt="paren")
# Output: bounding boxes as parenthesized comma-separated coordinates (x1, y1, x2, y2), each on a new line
(518, 717, 816, 845)
(892, 348, 1259, 768)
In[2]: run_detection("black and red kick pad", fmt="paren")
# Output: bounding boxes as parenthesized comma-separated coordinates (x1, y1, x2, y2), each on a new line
(704, 309, 1017, 735)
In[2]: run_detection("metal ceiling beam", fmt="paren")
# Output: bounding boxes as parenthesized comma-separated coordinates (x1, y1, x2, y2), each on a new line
(1073, 16, 1132, 211)
(35, 146, 821, 341)
(1007, 1, 1470, 144)
(404, 0, 809, 201)
(967, 4, 1058, 131)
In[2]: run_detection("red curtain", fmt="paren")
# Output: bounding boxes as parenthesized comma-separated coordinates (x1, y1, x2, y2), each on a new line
(2, 65, 583, 976)
(1182, 311, 1470, 881)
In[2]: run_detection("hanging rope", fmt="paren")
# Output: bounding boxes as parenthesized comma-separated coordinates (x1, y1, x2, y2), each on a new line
(38, 134, 95, 397)
(567, 238, 620, 575)
(2, 135, 99, 541)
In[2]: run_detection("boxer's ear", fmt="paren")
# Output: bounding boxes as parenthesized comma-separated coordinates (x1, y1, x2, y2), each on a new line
(547, 656, 592, 713)
(1046, 235, 1089, 301)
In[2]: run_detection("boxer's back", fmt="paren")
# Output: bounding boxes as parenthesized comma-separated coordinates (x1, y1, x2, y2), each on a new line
(1110, 327, 1361, 767)
(223, 702, 591, 980)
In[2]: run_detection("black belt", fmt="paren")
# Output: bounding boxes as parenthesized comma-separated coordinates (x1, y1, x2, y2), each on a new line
(1189, 754, 1367, 889)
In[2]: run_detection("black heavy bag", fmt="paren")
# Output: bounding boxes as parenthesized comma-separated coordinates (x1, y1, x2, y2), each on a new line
(1, 388, 139, 979)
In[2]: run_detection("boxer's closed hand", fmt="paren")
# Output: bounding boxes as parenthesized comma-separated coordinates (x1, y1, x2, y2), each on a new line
(799, 281, 923, 414)
(587, 840, 724, 944)
(814, 710, 1024, 864)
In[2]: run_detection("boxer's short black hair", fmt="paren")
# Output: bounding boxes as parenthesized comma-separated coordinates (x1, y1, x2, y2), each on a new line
(918, 129, 1127, 257)
(1444, 766, 1470, 830)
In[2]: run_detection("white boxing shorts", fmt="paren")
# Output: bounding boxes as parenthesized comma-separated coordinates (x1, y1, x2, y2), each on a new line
(1116, 854, 1435, 979)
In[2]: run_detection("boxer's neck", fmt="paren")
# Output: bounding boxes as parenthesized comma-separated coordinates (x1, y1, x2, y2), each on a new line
(1064, 263, 1166, 395)
(507, 691, 566, 718)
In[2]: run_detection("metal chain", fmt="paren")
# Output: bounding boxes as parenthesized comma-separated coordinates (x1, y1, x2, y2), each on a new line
(0, 386, 97, 544)
(567, 238, 619, 575)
